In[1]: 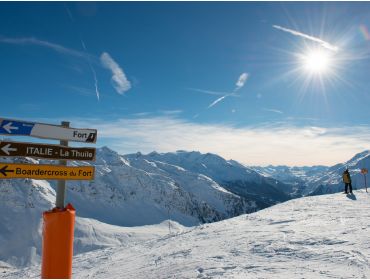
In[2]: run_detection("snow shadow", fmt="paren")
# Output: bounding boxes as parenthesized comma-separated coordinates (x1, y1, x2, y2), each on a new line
(346, 193, 357, 200)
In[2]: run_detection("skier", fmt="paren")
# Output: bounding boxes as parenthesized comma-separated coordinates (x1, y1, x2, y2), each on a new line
(342, 168, 353, 194)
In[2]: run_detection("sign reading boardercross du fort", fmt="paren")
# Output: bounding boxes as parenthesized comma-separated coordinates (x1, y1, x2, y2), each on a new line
(0, 118, 97, 143)
(0, 163, 94, 180)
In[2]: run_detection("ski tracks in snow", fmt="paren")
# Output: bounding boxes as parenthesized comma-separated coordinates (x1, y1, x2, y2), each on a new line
(4, 190, 370, 278)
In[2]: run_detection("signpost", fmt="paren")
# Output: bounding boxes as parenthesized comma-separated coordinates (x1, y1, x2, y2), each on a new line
(0, 117, 97, 279)
(0, 140, 96, 161)
(56, 121, 69, 210)
(361, 168, 368, 192)
(0, 118, 97, 143)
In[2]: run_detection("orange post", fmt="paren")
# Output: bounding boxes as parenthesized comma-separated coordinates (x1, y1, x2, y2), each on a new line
(41, 203, 75, 279)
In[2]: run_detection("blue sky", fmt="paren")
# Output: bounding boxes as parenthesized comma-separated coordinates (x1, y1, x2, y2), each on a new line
(1, 2, 370, 166)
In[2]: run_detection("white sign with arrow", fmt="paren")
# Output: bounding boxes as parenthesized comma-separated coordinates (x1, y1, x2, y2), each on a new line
(0, 118, 97, 143)
(1, 143, 17, 155)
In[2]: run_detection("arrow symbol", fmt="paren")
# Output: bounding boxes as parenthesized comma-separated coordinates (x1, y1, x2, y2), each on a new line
(0, 165, 14, 177)
(1, 144, 17, 155)
(2, 122, 19, 134)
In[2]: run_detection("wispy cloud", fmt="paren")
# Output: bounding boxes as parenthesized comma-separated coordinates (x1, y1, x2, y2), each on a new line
(132, 110, 182, 117)
(272, 25, 339, 52)
(65, 85, 96, 97)
(207, 72, 249, 108)
(131, 112, 152, 117)
(100, 52, 131, 95)
(187, 88, 232, 96)
(158, 110, 183, 115)
(235, 72, 249, 91)
(70, 116, 370, 166)
(0, 36, 90, 58)
(263, 108, 284, 114)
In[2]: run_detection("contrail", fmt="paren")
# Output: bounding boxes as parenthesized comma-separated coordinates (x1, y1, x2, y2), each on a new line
(207, 72, 249, 108)
(64, 3, 74, 22)
(273, 25, 339, 52)
(263, 108, 283, 114)
(208, 95, 229, 108)
(81, 39, 100, 101)
(188, 87, 232, 96)
(63, 5, 100, 101)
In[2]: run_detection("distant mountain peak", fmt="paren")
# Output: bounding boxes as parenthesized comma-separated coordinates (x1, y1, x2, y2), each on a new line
(347, 150, 370, 165)
(96, 146, 130, 166)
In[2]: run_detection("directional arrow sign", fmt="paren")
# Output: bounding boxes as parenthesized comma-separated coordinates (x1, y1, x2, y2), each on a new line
(0, 163, 95, 180)
(0, 141, 96, 161)
(1, 143, 17, 155)
(0, 165, 14, 177)
(0, 118, 97, 143)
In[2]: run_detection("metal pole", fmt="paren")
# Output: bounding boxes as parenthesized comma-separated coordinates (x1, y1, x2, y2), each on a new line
(365, 174, 367, 193)
(56, 121, 69, 209)
(167, 208, 171, 235)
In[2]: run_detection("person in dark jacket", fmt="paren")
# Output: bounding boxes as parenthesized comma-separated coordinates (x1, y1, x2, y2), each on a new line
(342, 168, 352, 194)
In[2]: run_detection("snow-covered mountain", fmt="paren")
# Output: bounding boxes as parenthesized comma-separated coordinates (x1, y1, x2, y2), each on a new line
(67, 147, 256, 226)
(250, 165, 329, 196)
(1, 147, 267, 267)
(125, 150, 291, 208)
(6, 190, 370, 278)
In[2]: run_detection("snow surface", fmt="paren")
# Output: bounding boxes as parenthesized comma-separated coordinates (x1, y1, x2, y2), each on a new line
(5, 190, 370, 278)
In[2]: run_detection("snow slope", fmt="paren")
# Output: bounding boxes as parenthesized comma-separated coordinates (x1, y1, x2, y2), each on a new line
(0, 173, 185, 268)
(0, 178, 54, 267)
(6, 190, 370, 278)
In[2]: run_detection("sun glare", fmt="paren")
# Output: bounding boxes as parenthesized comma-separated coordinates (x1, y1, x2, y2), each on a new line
(302, 50, 331, 74)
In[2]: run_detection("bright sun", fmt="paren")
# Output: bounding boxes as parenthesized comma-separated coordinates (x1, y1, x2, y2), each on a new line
(302, 50, 331, 74)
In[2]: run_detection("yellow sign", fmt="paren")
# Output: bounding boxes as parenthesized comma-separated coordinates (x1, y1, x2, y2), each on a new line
(0, 163, 94, 180)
